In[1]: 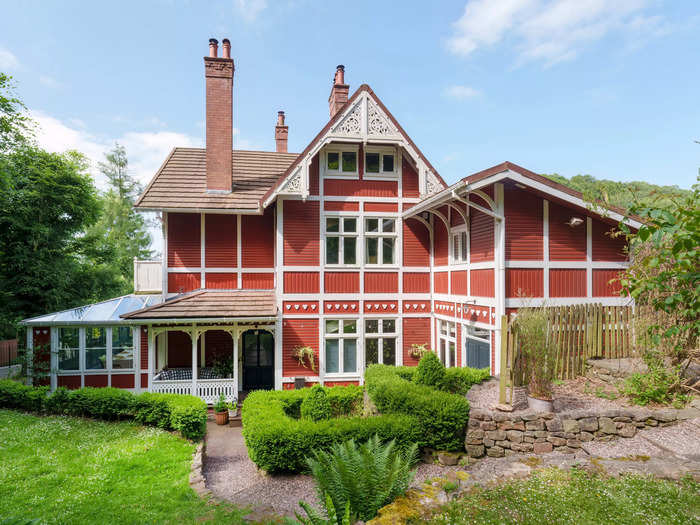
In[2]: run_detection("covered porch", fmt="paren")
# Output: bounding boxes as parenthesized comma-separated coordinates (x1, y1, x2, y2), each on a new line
(121, 290, 279, 404)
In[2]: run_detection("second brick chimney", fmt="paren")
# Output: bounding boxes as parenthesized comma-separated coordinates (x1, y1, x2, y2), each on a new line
(275, 111, 288, 153)
(204, 38, 234, 192)
(328, 65, 349, 119)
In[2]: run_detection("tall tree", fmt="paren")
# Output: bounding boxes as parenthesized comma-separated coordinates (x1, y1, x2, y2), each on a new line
(0, 72, 32, 152)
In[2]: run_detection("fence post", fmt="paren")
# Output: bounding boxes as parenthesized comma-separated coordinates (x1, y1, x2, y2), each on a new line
(498, 315, 508, 405)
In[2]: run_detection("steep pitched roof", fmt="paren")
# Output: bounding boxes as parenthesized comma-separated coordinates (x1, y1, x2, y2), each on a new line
(121, 290, 276, 320)
(261, 84, 447, 207)
(135, 148, 298, 212)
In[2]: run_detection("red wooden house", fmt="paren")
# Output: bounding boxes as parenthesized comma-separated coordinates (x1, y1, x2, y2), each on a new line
(21, 39, 640, 402)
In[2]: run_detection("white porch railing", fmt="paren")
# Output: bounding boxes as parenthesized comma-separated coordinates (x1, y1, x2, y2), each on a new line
(151, 378, 237, 404)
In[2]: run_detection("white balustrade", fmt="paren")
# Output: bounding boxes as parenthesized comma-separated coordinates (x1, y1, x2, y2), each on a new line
(151, 378, 237, 404)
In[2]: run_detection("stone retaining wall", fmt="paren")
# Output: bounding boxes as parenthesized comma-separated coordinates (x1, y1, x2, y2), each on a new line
(465, 406, 699, 458)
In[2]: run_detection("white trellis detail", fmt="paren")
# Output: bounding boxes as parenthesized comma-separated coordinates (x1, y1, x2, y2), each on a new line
(334, 103, 362, 135)
(426, 171, 441, 196)
(281, 168, 303, 194)
(367, 98, 398, 137)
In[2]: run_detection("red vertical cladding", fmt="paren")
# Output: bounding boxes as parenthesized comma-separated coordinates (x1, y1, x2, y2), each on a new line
(111, 374, 134, 389)
(325, 272, 360, 293)
(434, 272, 449, 294)
(403, 272, 430, 293)
(470, 209, 494, 262)
(242, 273, 274, 289)
(58, 376, 81, 389)
(167, 212, 201, 267)
(434, 208, 450, 266)
(403, 219, 430, 266)
(549, 269, 586, 297)
(204, 213, 236, 267)
(592, 220, 627, 261)
(450, 202, 467, 226)
(242, 208, 275, 267)
(593, 269, 623, 296)
(140, 327, 148, 369)
(506, 268, 544, 298)
(364, 272, 399, 293)
(324, 179, 397, 197)
(549, 202, 586, 260)
(168, 273, 201, 293)
(324, 201, 360, 211)
(450, 271, 468, 295)
(402, 158, 420, 198)
(85, 374, 108, 387)
(363, 202, 398, 212)
(470, 269, 495, 297)
(284, 272, 320, 293)
(308, 154, 319, 195)
(403, 317, 431, 367)
(206, 272, 237, 289)
(283, 201, 320, 265)
(32, 328, 50, 376)
(204, 330, 233, 367)
(167, 331, 200, 367)
(283, 318, 319, 377)
(505, 185, 543, 260)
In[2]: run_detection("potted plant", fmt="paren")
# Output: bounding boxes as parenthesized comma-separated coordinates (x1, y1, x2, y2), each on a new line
(213, 393, 231, 425)
(409, 343, 430, 360)
(514, 307, 555, 412)
(292, 345, 316, 372)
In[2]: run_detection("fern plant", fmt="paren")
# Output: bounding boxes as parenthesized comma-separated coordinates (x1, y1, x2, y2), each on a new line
(304, 435, 418, 522)
(295, 494, 350, 525)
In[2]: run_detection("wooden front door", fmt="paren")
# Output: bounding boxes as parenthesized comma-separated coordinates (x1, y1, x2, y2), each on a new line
(242, 329, 274, 391)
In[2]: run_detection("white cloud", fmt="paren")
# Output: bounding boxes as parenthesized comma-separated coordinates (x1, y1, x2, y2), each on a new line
(447, 0, 666, 65)
(443, 85, 481, 100)
(234, 0, 267, 22)
(0, 47, 19, 69)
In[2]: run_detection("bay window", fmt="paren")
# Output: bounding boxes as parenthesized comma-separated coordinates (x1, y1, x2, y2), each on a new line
(438, 320, 456, 368)
(364, 319, 397, 366)
(325, 217, 358, 265)
(58, 327, 80, 371)
(365, 218, 396, 265)
(325, 319, 358, 374)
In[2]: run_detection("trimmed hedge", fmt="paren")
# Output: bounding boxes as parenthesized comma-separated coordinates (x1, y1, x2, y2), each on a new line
(0, 379, 207, 440)
(241, 386, 420, 473)
(365, 364, 472, 451)
(440, 367, 491, 396)
(300, 384, 332, 421)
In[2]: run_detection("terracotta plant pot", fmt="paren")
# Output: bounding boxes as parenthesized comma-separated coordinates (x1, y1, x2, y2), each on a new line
(215, 410, 229, 425)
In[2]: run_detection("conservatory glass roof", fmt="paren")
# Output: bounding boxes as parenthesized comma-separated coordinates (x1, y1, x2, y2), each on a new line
(21, 294, 164, 326)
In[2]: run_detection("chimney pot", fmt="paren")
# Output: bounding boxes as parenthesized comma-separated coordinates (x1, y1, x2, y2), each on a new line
(335, 65, 345, 85)
(209, 38, 219, 57)
(328, 64, 349, 119)
(222, 38, 231, 59)
(277, 111, 285, 126)
(275, 110, 288, 153)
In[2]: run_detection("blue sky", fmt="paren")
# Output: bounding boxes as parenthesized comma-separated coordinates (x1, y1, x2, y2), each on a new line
(1, 0, 699, 251)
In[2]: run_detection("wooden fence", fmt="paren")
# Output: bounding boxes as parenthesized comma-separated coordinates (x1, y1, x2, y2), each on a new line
(0, 339, 18, 367)
(499, 304, 636, 405)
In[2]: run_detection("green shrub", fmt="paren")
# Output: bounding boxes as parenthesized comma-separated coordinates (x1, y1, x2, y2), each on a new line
(241, 387, 420, 473)
(43, 386, 71, 414)
(394, 366, 416, 382)
(297, 494, 351, 525)
(439, 367, 491, 395)
(0, 380, 47, 411)
(67, 387, 135, 420)
(159, 394, 208, 440)
(414, 352, 446, 388)
(133, 392, 171, 428)
(365, 364, 470, 451)
(305, 435, 418, 523)
(301, 385, 332, 421)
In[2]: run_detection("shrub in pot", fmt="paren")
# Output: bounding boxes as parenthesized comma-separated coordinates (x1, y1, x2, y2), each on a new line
(213, 393, 231, 425)
(514, 307, 555, 409)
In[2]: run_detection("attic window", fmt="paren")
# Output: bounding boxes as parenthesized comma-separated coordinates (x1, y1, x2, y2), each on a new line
(325, 146, 359, 177)
(364, 147, 397, 179)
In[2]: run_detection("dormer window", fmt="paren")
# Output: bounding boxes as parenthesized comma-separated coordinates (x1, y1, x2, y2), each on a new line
(325, 146, 359, 178)
(364, 147, 397, 179)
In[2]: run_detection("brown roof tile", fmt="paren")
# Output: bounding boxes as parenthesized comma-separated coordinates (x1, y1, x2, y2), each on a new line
(135, 148, 298, 211)
(121, 290, 276, 320)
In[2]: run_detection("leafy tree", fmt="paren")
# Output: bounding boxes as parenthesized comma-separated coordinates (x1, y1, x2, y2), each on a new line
(0, 72, 32, 152)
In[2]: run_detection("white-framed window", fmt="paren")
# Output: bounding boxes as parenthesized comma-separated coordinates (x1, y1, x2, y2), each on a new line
(112, 327, 134, 369)
(324, 319, 358, 374)
(364, 319, 397, 366)
(85, 327, 107, 370)
(58, 327, 80, 371)
(364, 147, 397, 179)
(325, 216, 358, 265)
(451, 229, 468, 263)
(325, 146, 359, 178)
(365, 217, 396, 265)
(438, 320, 457, 368)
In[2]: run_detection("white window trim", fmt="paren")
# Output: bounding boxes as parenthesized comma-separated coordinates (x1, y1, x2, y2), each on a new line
(363, 317, 398, 366)
(438, 320, 457, 368)
(324, 215, 360, 267)
(450, 224, 468, 264)
(57, 325, 135, 374)
(364, 217, 397, 266)
(57, 327, 81, 372)
(324, 145, 360, 179)
(463, 325, 492, 369)
(324, 318, 359, 376)
(363, 146, 398, 180)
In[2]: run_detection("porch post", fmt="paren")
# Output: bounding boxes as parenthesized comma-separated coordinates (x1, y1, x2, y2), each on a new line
(148, 326, 155, 392)
(26, 327, 33, 386)
(191, 324, 197, 397)
(133, 326, 140, 393)
(50, 327, 58, 391)
(232, 323, 239, 397)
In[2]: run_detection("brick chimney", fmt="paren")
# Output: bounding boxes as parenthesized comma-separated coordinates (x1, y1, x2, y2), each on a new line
(328, 65, 349, 119)
(275, 111, 288, 153)
(204, 38, 234, 192)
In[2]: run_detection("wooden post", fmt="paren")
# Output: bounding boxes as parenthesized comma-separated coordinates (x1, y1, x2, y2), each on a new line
(498, 315, 508, 405)
(191, 324, 197, 397)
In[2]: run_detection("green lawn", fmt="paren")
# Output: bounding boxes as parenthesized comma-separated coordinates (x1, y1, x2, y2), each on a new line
(0, 410, 257, 524)
(412, 468, 700, 525)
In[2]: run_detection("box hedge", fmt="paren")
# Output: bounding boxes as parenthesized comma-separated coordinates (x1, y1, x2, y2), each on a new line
(241, 386, 420, 473)
(364, 364, 472, 451)
(0, 379, 207, 440)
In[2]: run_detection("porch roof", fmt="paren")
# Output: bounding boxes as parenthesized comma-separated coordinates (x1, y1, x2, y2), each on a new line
(120, 290, 277, 321)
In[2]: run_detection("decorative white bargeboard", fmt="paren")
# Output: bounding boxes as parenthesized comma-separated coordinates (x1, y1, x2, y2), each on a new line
(151, 378, 237, 404)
